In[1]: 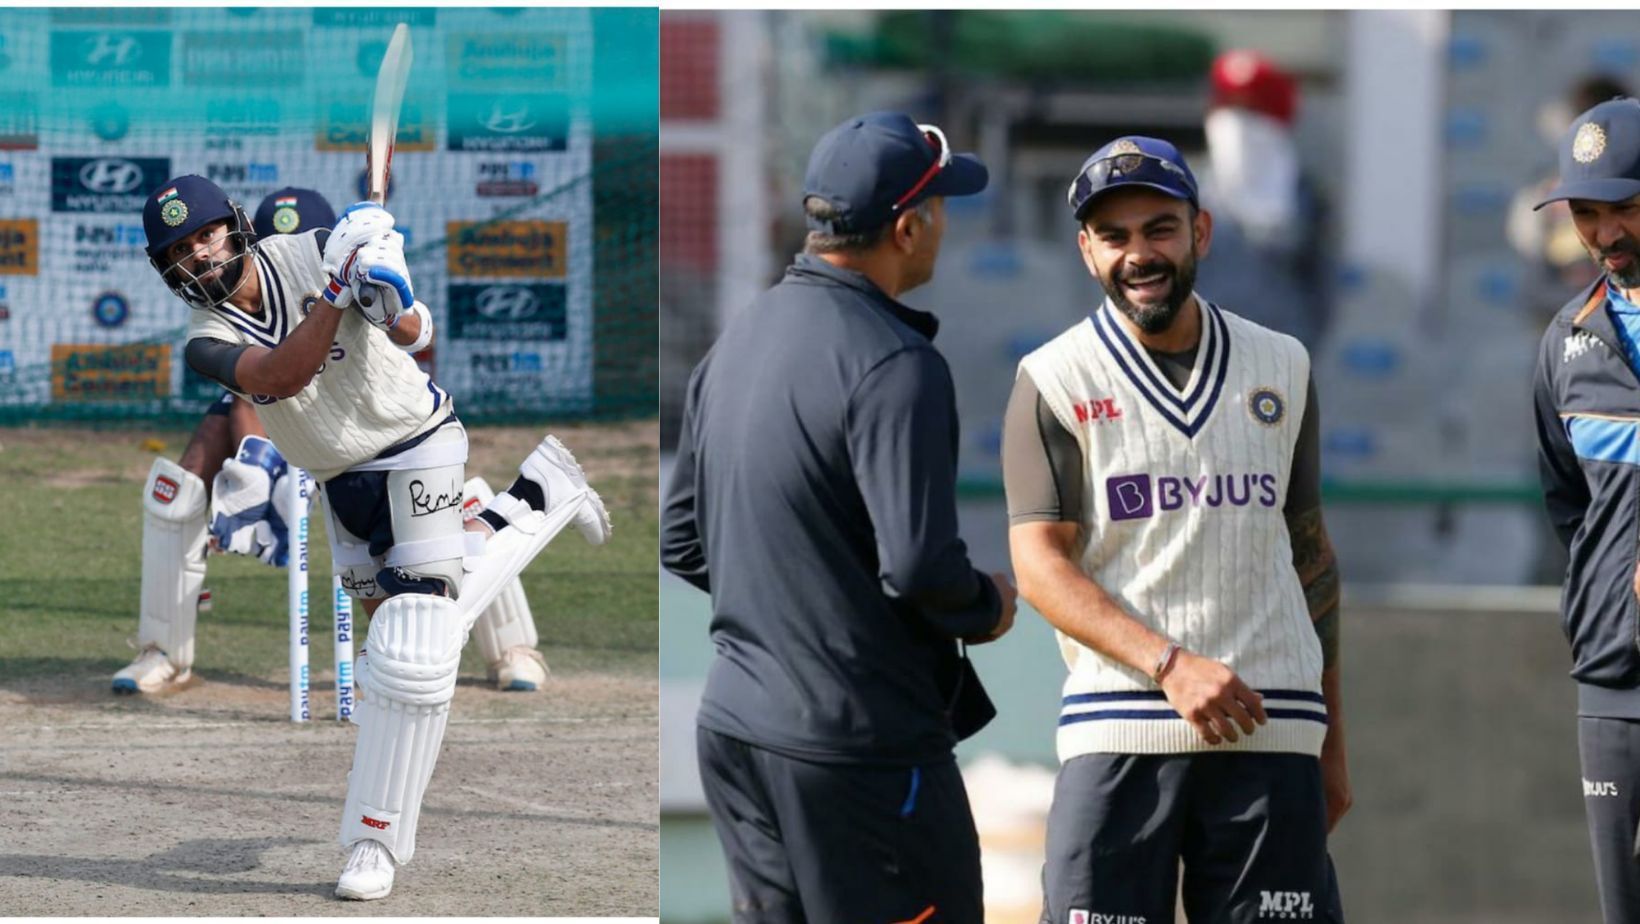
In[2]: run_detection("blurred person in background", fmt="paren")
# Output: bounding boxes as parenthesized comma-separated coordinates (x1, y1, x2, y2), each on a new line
(1195, 49, 1331, 350)
(113, 187, 335, 696)
(1510, 74, 1633, 313)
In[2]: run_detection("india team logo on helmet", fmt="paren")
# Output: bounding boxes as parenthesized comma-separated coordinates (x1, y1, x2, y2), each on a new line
(1574, 121, 1607, 165)
(1249, 387, 1285, 426)
(157, 186, 188, 227)
(271, 196, 301, 233)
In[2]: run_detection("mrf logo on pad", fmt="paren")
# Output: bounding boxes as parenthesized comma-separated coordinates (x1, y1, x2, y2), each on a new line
(361, 815, 390, 830)
(151, 475, 178, 504)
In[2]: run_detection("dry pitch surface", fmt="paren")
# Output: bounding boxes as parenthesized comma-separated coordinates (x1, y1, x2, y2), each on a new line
(0, 422, 658, 916)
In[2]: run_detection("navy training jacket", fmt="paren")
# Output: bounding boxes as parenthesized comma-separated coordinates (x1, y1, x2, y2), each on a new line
(1535, 276, 1640, 711)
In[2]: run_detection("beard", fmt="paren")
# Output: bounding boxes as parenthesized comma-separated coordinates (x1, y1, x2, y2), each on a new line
(1592, 236, 1640, 290)
(1098, 247, 1199, 334)
(196, 252, 246, 302)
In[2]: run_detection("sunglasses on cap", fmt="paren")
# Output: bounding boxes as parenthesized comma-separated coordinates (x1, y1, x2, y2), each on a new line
(890, 123, 951, 213)
(1068, 152, 1198, 214)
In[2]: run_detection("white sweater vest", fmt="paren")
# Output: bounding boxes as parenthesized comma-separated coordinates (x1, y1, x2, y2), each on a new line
(186, 232, 450, 483)
(1019, 297, 1324, 760)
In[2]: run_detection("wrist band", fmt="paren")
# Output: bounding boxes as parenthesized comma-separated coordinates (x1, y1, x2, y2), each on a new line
(396, 302, 433, 353)
(1151, 642, 1181, 685)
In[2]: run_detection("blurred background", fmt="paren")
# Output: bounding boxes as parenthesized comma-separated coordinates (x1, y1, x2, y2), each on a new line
(660, 10, 1625, 923)
(0, 6, 656, 424)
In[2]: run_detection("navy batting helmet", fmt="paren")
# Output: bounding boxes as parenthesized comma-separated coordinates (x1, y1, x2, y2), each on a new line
(142, 175, 256, 310)
(254, 187, 336, 238)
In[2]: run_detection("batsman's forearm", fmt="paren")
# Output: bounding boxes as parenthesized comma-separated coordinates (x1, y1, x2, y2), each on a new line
(236, 304, 346, 397)
(387, 307, 422, 347)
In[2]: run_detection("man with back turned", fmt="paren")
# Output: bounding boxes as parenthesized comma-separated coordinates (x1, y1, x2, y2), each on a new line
(661, 112, 1018, 923)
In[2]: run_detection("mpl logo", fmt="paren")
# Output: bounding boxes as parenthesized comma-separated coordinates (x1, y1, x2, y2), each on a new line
(476, 285, 541, 321)
(1106, 472, 1280, 522)
(1073, 397, 1122, 424)
(1257, 891, 1313, 920)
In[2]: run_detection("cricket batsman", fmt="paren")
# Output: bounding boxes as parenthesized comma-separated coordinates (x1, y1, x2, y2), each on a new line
(121, 184, 559, 698)
(141, 175, 610, 899)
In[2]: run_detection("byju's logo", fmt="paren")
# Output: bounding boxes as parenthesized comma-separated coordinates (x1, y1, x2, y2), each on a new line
(1107, 474, 1153, 522)
(1257, 891, 1313, 920)
(1106, 473, 1279, 522)
(1584, 779, 1619, 797)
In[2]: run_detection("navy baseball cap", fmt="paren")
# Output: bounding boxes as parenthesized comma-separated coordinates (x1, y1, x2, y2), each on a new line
(1536, 98, 1640, 210)
(254, 187, 336, 238)
(142, 174, 239, 259)
(803, 112, 988, 234)
(1068, 136, 1200, 221)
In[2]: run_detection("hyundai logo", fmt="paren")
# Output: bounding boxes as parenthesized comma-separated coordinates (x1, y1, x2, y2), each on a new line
(475, 286, 539, 320)
(482, 100, 538, 135)
(79, 158, 144, 194)
(81, 33, 142, 68)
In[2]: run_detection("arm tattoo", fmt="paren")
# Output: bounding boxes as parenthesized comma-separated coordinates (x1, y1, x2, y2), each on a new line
(1287, 506, 1341, 668)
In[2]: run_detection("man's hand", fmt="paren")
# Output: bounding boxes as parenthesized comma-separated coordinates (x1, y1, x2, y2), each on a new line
(1159, 650, 1267, 745)
(321, 202, 397, 310)
(966, 572, 1017, 644)
(1320, 728, 1353, 832)
(348, 231, 413, 329)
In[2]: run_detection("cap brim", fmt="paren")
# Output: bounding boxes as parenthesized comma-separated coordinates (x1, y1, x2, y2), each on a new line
(1534, 177, 1640, 210)
(1073, 181, 1195, 221)
(925, 153, 988, 199)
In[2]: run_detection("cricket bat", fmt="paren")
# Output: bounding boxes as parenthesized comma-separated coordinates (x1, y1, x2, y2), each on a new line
(367, 22, 413, 206)
(358, 23, 413, 310)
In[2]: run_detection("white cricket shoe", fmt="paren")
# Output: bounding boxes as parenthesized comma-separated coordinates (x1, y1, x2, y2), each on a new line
(112, 645, 189, 695)
(335, 839, 395, 901)
(490, 645, 549, 692)
(519, 435, 611, 546)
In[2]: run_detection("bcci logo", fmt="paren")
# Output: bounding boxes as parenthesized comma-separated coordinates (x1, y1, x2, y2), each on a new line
(1249, 387, 1285, 426)
(1574, 121, 1607, 165)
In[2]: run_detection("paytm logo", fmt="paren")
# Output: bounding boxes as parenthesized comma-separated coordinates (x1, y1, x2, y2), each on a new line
(1106, 473, 1279, 521)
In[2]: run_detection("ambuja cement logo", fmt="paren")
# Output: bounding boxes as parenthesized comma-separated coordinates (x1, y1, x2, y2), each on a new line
(1106, 473, 1280, 522)
(1258, 891, 1314, 919)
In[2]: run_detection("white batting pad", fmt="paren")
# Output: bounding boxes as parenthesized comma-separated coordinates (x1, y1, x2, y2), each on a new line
(139, 458, 208, 670)
(462, 476, 539, 665)
(457, 486, 586, 628)
(339, 593, 465, 864)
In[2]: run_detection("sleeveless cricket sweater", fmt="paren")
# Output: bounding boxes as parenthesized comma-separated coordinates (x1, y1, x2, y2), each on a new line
(185, 231, 451, 482)
(1019, 296, 1325, 761)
